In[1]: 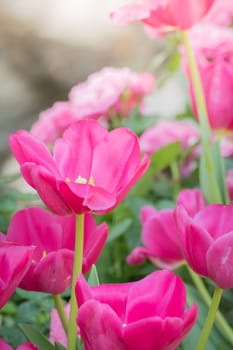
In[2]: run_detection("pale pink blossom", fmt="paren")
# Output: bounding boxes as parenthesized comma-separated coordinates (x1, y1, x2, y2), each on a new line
(50, 303, 70, 346)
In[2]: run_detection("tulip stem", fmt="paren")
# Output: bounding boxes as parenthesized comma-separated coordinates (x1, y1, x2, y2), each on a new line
(180, 30, 222, 204)
(67, 214, 85, 350)
(188, 267, 233, 345)
(53, 294, 69, 334)
(195, 286, 223, 350)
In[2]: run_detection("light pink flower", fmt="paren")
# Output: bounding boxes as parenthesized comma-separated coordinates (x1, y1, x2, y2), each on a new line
(140, 120, 199, 154)
(203, 0, 233, 27)
(175, 204, 233, 289)
(0, 242, 34, 309)
(110, 0, 215, 34)
(0, 340, 38, 350)
(10, 120, 149, 215)
(76, 270, 197, 350)
(5, 207, 108, 294)
(50, 303, 70, 346)
(127, 189, 205, 269)
(31, 102, 78, 144)
(226, 169, 233, 201)
(31, 68, 155, 143)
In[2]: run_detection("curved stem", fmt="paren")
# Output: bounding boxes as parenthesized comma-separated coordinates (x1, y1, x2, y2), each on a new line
(195, 286, 223, 350)
(188, 268, 233, 345)
(67, 214, 85, 350)
(53, 294, 68, 334)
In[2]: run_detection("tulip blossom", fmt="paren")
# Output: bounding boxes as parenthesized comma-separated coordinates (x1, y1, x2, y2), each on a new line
(175, 204, 233, 289)
(182, 25, 233, 131)
(127, 189, 205, 269)
(76, 270, 197, 350)
(110, 0, 215, 34)
(0, 340, 38, 350)
(10, 120, 149, 215)
(0, 242, 34, 309)
(203, 0, 233, 27)
(4, 207, 108, 294)
(31, 68, 155, 143)
(226, 169, 233, 201)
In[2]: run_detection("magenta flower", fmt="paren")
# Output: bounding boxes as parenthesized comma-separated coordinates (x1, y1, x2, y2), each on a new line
(0, 340, 38, 350)
(31, 68, 155, 143)
(127, 189, 205, 269)
(175, 204, 233, 289)
(110, 0, 215, 34)
(5, 207, 108, 294)
(10, 120, 149, 215)
(0, 242, 34, 309)
(76, 270, 197, 350)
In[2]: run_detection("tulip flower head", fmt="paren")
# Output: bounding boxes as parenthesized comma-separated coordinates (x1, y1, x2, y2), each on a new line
(0, 242, 34, 309)
(76, 270, 197, 350)
(0, 340, 38, 350)
(4, 207, 108, 294)
(110, 0, 215, 35)
(10, 120, 149, 215)
(175, 204, 233, 289)
(127, 189, 205, 269)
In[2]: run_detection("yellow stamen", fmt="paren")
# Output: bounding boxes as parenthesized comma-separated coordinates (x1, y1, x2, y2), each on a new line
(41, 250, 47, 260)
(66, 177, 71, 183)
(88, 176, 95, 186)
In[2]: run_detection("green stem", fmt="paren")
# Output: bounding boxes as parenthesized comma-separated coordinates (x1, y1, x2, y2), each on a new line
(53, 294, 69, 334)
(180, 30, 222, 204)
(67, 214, 85, 350)
(188, 268, 233, 345)
(170, 161, 180, 199)
(195, 286, 223, 350)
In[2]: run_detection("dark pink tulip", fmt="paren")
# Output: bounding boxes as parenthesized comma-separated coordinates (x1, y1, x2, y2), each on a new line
(0, 340, 38, 350)
(110, 0, 215, 34)
(175, 204, 233, 289)
(127, 189, 205, 269)
(5, 207, 108, 294)
(0, 242, 34, 309)
(10, 120, 149, 215)
(76, 270, 197, 350)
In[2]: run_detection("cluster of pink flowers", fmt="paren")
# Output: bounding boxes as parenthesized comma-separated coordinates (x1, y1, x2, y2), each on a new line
(2, 0, 233, 349)
(31, 67, 155, 144)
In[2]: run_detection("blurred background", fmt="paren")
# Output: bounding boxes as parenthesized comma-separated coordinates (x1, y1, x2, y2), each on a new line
(0, 0, 166, 164)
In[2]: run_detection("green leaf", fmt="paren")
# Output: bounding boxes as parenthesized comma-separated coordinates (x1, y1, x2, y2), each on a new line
(88, 264, 100, 286)
(150, 141, 181, 174)
(20, 324, 55, 350)
(54, 342, 67, 350)
(107, 218, 132, 243)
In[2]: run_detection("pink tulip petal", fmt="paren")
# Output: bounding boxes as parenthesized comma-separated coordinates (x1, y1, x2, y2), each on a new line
(206, 232, 233, 289)
(0, 339, 13, 350)
(110, 3, 150, 25)
(78, 300, 127, 350)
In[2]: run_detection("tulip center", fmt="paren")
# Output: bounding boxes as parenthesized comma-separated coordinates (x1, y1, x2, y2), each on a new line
(65, 175, 95, 186)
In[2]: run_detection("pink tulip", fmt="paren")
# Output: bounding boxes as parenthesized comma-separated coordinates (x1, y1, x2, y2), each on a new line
(76, 270, 197, 350)
(0, 242, 34, 309)
(0, 340, 38, 350)
(182, 25, 233, 131)
(10, 120, 149, 215)
(175, 204, 233, 289)
(127, 189, 205, 269)
(226, 169, 233, 201)
(31, 68, 155, 143)
(5, 207, 108, 294)
(110, 0, 215, 34)
(203, 0, 233, 27)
